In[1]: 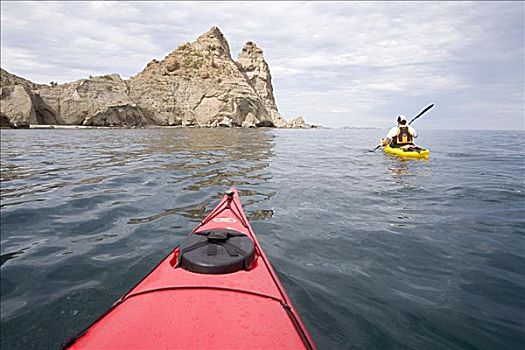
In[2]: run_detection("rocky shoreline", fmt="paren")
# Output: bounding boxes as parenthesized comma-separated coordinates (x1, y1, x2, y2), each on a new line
(1, 27, 313, 129)
(2, 124, 318, 130)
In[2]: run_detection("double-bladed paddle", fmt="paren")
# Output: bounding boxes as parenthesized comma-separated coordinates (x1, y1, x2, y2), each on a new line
(408, 103, 434, 125)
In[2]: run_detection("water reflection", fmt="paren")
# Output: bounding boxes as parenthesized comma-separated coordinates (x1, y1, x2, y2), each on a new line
(0, 128, 277, 271)
(381, 157, 431, 230)
(248, 209, 274, 221)
(127, 203, 208, 224)
(122, 128, 277, 222)
(386, 157, 421, 179)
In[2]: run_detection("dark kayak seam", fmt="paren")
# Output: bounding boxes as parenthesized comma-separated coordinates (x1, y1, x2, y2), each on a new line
(282, 303, 315, 350)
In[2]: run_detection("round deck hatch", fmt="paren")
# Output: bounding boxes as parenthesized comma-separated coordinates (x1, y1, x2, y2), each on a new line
(179, 229, 255, 274)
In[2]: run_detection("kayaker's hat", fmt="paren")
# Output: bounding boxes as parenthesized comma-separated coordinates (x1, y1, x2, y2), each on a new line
(397, 115, 407, 124)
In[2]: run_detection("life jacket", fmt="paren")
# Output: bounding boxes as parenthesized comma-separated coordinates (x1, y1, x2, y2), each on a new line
(392, 126, 413, 146)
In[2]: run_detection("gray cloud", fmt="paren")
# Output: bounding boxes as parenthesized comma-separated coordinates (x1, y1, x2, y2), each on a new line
(1, 1, 523, 129)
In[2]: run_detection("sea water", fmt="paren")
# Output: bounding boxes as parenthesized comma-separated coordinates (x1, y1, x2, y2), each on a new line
(1, 128, 524, 349)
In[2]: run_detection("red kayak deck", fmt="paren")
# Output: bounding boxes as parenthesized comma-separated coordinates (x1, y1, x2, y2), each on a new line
(67, 188, 315, 349)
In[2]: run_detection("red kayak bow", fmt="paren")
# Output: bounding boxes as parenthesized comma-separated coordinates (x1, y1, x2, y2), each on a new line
(66, 188, 315, 349)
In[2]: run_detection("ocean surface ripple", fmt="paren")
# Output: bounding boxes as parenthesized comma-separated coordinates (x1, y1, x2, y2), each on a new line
(1, 128, 524, 349)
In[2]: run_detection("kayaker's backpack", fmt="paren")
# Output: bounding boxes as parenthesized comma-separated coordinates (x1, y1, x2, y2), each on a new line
(177, 229, 255, 274)
(393, 126, 413, 145)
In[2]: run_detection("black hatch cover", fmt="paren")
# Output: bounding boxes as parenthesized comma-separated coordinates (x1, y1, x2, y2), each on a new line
(178, 229, 255, 274)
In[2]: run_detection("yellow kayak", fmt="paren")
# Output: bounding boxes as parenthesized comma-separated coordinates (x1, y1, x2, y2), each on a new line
(383, 145, 430, 159)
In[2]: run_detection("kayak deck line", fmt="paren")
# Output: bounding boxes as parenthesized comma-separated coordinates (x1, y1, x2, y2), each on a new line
(113, 285, 315, 350)
(65, 188, 315, 350)
(120, 285, 285, 304)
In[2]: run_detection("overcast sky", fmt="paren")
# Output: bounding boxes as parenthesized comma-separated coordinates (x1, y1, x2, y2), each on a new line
(1, 1, 523, 130)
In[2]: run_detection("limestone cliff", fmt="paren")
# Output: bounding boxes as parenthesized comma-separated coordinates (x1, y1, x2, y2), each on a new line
(0, 85, 38, 126)
(1, 68, 43, 90)
(1, 69, 47, 126)
(127, 27, 276, 127)
(237, 42, 286, 127)
(0, 27, 309, 128)
(35, 74, 149, 126)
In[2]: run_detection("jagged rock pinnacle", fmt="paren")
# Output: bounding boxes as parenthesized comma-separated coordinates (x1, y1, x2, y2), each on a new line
(194, 26, 232, 59)
(237, 40, 286, 127)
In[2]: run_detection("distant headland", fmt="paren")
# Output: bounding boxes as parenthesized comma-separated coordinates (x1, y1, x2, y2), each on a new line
(0, 27, 314, 129)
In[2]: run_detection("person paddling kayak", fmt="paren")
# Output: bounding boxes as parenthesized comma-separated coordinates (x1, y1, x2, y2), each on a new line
(380, 115, 418, 148)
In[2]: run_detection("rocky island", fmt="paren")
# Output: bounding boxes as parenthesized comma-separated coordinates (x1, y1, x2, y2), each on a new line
(0, 27, 311, 129)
